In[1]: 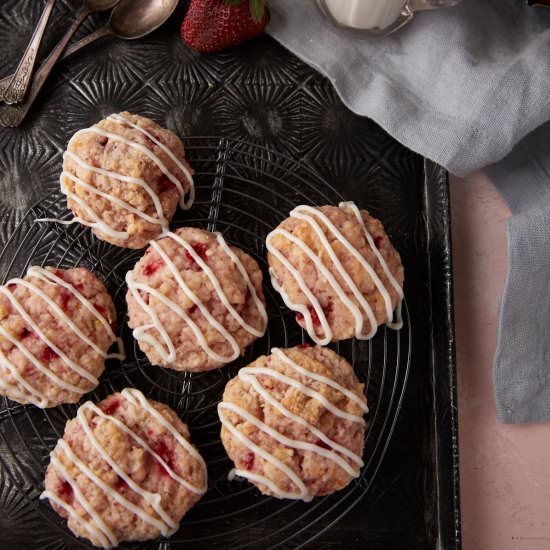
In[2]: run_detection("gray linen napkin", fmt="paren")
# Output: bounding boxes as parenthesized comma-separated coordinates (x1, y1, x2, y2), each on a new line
(266, 0, 550, 423)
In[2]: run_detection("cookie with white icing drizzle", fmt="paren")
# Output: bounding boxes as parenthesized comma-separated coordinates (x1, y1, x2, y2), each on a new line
(0, 266, 123, 408)
(50, 112, 194, 249)
(126, 227, 268, 372)
(42, 388, 207, 548)
(219, 345, 367, 500)
(266, 202, 404, 344)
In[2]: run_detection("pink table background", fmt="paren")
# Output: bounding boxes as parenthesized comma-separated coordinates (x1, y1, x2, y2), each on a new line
(451, 172, 550, 549)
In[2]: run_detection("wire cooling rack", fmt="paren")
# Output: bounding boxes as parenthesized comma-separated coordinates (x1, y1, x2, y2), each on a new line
(0, 137, 411, 549)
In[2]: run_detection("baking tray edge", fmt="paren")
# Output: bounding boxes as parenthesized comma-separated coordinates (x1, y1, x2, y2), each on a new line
(424, 159, 461, 549)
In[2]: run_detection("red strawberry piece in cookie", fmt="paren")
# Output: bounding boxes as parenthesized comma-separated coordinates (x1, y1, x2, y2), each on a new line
(185, 242, 209, 267)
(143, 259, 163, 277)
(154, 440, 176, 477)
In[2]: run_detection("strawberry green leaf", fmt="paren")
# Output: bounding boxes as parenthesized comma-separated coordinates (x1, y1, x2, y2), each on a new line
(225, 0, 244, 5)
(249, 0, 265, 22)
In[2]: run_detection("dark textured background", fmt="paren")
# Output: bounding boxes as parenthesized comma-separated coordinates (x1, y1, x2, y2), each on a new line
(0, 1, 460, 548)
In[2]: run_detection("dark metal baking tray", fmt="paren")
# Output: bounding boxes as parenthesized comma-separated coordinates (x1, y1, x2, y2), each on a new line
(0, 2, 460, 548)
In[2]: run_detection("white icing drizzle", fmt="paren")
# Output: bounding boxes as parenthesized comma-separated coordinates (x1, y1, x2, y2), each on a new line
(220, 402, 358, 477)
(41, 388, 206, 544)
(289, 210, 377, 337)
(221, 347, 367, 501)
(127, 276, 239, 365)
(27, 267, 125, 360)
(120, 388, 207, 473)
(40, 490, 111, 549)
(339, 201, 404, 329)
(37, 112, 195, 237)
(293, 205, 394, 323)
(0, 375, 32, 404)
(170, 231, 268, 337)
(228, 468, 306, 501)
(14, 279, 108, 358)
(0, 285, 98, 385)
(266, 238, 332, 346)
(213, 233, 269, 335)
(108, 113, 195, 210)
(77, 403, 178, 536)
(268, 228, 377, 341)
(55, 439, 168, 533)
(126, 277, 176, 362)
(0, 266, 124, 405)
(149, 238, 242, 360)
(391, 299, 403, 330)
(48, 453, 117, 548)
(0, 339, 48, 406)
(0, 328, 58, 406)
(266, 202, 404, 341)
(37, 188, 130, 240)
(242, 366, 364, 426)
(127, 231, 266, 366)
(80, 127, 184, 203)
(62, 166, 168, 228)
(218, 404, 312, 501)
(239, 372, 363, 468)
(0, 320, 92, 392)
(272, 348, 369, 412)
(65, 151, 169, 230)
(88, 403, 204, 495)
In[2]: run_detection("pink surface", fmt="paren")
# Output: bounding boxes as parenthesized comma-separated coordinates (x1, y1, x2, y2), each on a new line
(450, 172, 550, 550)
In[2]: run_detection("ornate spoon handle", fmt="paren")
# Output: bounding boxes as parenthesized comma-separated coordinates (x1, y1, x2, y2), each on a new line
(0, 6, 90, 127)
(1, 0, 57, 105)
(0, 26, 111, 94)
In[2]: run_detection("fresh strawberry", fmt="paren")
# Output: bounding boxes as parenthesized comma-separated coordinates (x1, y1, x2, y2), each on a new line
(182, 0, 269, 54)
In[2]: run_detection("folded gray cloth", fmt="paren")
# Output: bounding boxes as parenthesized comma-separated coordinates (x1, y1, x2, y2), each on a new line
(267, 0, 550, 423)
(486, 124, 550, 423)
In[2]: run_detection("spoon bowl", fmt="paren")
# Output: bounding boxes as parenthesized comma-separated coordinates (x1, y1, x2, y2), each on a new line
(110, 0, 179, 39)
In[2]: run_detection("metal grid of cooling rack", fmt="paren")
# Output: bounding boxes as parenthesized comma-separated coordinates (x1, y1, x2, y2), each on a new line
(0, 137, 411, 549)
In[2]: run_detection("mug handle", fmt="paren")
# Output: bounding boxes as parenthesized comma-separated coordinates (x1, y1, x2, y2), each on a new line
(367, 4, 415, 36)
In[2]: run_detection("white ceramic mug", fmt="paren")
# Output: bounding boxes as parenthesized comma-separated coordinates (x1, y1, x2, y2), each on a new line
(317, 0, 464, 36)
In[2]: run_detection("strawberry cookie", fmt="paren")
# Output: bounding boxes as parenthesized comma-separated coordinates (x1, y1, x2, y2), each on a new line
(59, 112, 194, 249)
(219, 345, 368, 500)
(266, 202, 404, 344)
(126, 227, 268, 372)
(0, 266, 122, 408)
(42, 388, 207, 547)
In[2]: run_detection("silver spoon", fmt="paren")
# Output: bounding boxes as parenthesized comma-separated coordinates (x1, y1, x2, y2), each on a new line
(0, 0, 120, 128)
(0, 0, 179, 94)
(1, 0, 57, 104)
(61, 0, 180, 54)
